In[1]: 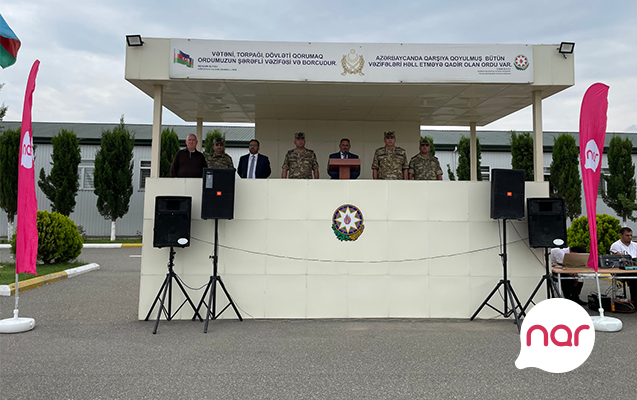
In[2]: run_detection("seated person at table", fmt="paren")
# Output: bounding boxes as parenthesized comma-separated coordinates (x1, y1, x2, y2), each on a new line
(327, 138, 360, 179)
(551, 245, 587, 305)
(610, 227, 637, 300)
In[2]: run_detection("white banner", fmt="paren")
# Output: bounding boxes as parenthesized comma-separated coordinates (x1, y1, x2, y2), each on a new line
(169, 39, 533, 84)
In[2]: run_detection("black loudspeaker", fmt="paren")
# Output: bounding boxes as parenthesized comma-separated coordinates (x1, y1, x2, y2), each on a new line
(490, 169, 525, 220)
(527, 197, 567, 248)
(153, 196, 192, 248)
(201, 168, 235, 220)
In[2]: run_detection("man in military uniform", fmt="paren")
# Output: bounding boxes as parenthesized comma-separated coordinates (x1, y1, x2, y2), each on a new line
(408, 138, 443, 180)
(206, 137, 234, 169)
(281, 132, 319, 179)
(372, 131, 408, 180)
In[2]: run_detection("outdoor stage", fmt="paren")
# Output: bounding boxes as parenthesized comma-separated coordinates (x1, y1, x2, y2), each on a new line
(127, 37, 573, 320)
(138, 178, 549, 320)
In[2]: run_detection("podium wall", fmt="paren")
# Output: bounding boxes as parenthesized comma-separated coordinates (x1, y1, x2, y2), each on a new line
(139, 178, 549, 320)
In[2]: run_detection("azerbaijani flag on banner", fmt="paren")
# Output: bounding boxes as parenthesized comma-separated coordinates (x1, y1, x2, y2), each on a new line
(174, 49, 193, 68)
(0, 13, 21, 69)
(16, 60, 40, 275)
(579, 83, 610, 271)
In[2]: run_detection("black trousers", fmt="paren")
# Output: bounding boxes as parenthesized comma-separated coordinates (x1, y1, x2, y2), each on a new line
(554, 274, 583, 299)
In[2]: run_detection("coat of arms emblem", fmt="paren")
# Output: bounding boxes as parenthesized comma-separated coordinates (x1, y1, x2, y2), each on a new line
(332, 204, 364, 241)
(341, 49, 365, 76)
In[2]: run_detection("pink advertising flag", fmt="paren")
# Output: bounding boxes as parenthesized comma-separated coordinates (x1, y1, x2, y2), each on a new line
(579, 83, 610, 271)
(16, 60, 40, 275)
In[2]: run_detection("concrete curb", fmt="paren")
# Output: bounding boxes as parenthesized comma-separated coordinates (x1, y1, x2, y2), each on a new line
(0, 263, 100, 296)
(0, 243, 141, 249)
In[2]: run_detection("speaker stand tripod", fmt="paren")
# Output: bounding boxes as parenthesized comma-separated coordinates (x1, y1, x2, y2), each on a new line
(471, 220, 525, 332)
(522, 248, 561, 313)
(194, 219, 243, 333)
(145, 247, 203, 334)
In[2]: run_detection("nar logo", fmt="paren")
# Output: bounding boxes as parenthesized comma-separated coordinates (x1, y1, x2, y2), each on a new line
(21, 130, 33, 169)
(515, 298, 594, 373)
(584, 140, 600, 172)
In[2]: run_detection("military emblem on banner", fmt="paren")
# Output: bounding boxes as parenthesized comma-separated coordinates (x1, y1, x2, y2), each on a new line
(514, 54, 529, 71)
(341, 49, 365, 76)
(332, 204, 364, 241)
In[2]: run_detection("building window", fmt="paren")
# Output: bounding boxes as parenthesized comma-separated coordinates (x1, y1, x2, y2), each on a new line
(543, 166, 551, 182)
(79, 160, 95, 190)
(140, 160, 151, 190)
(481, 166, 490, 181)
(599, 168, 609, 197)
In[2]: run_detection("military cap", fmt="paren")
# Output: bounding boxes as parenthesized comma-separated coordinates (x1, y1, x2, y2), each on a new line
(384, 131, 396, 138)
(420, 138, 430, 146)
(213, 137, 225, 145)
(294, 132, 306, 140)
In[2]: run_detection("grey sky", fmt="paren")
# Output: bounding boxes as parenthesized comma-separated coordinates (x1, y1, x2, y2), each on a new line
(1, 0, 635, 132)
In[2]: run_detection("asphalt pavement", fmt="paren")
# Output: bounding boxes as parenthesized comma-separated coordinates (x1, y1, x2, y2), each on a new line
(1, 247, 636, 400)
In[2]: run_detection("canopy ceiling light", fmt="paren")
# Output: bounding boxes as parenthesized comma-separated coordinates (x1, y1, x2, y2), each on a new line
(558, 42, 575, 58)
(126, 35, 144, 47)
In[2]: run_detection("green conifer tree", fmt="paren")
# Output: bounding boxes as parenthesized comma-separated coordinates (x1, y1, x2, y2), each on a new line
(38, 129, 81, 216)
(601, 136, 637, 225)
(93, 117, 134, 241)
(0, 128, 20, 240)
(510, 131, 534, 181)
(456, 136, 482, 181)
(160, 128, 180, 177)
(549, 134, 581, 221)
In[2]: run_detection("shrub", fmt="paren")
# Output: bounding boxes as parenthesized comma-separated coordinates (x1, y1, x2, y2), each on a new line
(11, 211, 83, 264)
(567, 214, 621, 255)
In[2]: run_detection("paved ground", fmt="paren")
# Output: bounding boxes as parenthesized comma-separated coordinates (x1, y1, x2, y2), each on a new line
(1, 247, 636, 400)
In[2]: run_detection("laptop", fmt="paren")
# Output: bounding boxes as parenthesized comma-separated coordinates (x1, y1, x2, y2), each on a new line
(562, 253, 590, 267)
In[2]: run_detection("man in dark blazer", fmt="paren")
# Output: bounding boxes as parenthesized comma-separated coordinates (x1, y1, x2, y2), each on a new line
(328, 138, 360, 179)
(237, 139, 271, 179)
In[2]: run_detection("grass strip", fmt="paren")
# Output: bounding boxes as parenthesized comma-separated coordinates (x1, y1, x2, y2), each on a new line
(0, 261, 85, 286)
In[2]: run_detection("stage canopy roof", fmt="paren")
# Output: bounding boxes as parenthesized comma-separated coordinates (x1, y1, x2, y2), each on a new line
(125, 38, 574, 126)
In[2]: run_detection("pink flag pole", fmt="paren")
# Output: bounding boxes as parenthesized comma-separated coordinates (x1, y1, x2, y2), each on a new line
(579, 82, 621, 331)
(0, 60, 39, 334)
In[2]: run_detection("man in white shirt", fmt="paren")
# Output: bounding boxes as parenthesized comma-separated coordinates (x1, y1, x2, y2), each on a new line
(610, 227, 637, 257)
(610, 227, 637, 300)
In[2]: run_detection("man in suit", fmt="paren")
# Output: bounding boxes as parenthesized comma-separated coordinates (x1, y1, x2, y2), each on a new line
(237, 139, 271, 179)
(327, 138, 360, 179)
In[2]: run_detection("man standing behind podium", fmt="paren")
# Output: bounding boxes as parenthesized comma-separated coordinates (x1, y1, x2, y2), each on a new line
(328, 138, 360, 179)
(408, 138, 443, 180)
(206, 137, 235, 169)
(281, 132, 319, 179)
(372, 131, 408, 180)
(170, 134, 207, 177)
(237, 139, 271, 179)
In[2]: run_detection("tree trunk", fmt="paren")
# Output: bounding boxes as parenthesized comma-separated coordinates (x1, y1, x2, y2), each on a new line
(7, 218, 15, 242)
(110, 220, 116, 242)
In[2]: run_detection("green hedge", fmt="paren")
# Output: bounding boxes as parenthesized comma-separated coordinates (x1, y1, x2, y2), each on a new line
(11, 211, 83, 264)
(566, 214, 621, 255)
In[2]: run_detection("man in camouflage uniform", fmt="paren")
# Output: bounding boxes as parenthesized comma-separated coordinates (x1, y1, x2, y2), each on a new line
(206, 137, 234, 169)
(372, 131, 408, 180)
(408, 138, 443, 180)
(281, 132, 319, 179)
